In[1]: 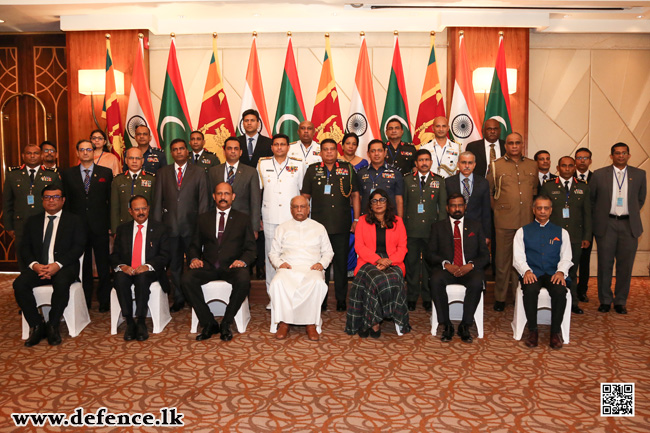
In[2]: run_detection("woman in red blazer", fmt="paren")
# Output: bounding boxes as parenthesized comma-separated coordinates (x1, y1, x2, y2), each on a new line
(345, 189, 410, 338)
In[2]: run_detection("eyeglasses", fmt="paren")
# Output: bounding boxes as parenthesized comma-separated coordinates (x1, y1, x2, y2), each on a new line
(370, 197, 388, 205)
(42, 149, 56, 153)
(91, 136, 105, 141)
(78, 148, 93, 153)
(575, 156, 590, 161)
(43, 195, 62, 201)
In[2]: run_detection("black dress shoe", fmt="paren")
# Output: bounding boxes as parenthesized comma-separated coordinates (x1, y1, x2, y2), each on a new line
(124, 322, 136, 341)
(136, 322, 149, 341)
(369, 327, 381, 339)
(25, 322, 46, 347)
(441, 324, 454, 342)
(550, 332, 563, 349)
(571, 306, 584, 314)
(525, 330, 538, 348)
(336, 301, 346, 312)
(614, 305, 627, 315)
(493, 301, 505, 312)
(196, 321, 220, 341)
(423, 302, 432, 312)
(46, 322, 62, 346)
(220, 322, 233, 341)
(598, 304, 611, 313)
(457, 323, 473, 343)
(98, 303, 110, 313)
(170, 301, 185, 313)
(358, 328, 370, 338)
(578, 294, 589, 302)
(407, 301, 416, 311)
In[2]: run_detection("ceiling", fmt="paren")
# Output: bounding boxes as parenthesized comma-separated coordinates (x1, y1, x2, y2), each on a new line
(0, 1, 648, 34)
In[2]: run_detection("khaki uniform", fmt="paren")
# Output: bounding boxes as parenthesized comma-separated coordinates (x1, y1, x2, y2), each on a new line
(110, 170, 156, 233)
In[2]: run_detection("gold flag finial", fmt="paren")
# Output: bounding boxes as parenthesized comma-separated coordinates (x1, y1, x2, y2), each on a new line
(105, 33, 110, 40)
(360, 31, 365, 36)
(459, 30, 464, 36)
(430, 31, 435, 36)
(394, 30, 398, 35)
(325, 33, 330, 38)
(253, 31, 257, 37)
(287, 31, 292, 37)
(213, 32, 217, 38)
(138, 33, 144, 39)
(499, 31, 504, 37)
(170, 32, 175, 38)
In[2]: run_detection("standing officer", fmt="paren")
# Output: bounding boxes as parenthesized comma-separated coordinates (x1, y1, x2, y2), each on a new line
(420, 116, 461, 178)
(110, 147, 156, 234)
(357, 139, 404, 217)
(574, 147, 593, 302)
(128, 125, 167, 174)
(541, 156, 591, 315)
(288, 120, 321, 168)
(384, 119, 417, 176)
(301, 139, 360, 311)
(40, 141, 59, 171)
(535, 150, 557, 187)
(403, 149, 447, 311)
(188, 130, 220, 173)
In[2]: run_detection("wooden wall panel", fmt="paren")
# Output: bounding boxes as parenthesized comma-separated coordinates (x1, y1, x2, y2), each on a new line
(447, 27, 529, 148)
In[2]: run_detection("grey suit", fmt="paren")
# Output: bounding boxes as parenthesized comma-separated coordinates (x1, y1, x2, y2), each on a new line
(590, 164, 646, 306)
(208, 162, 261, 232)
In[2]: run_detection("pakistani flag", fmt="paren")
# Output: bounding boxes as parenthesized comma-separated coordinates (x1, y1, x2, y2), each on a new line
(157, 38, 192, 164)
(273, 36, 306, 142)
(381, 35, 412, 143)
(484, 35, 512, 141)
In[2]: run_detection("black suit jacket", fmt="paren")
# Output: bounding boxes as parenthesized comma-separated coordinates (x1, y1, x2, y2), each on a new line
(465, 139, 506, 178)
(238, 134, 273, 168)
(110, 219, 171, 280)
(426, 217, 490, 270)
(188, 209, 257, 269)
(445, 174, 492, 240)
(62, 164, 113, 236)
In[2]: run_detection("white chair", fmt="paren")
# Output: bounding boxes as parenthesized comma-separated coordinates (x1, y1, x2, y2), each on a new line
(511, 283, 571, 343)
(109, 281, 171, 334)
(21, 255, 89, 339)
(190, 280, 250, 333)
(430, 284, 484, 338)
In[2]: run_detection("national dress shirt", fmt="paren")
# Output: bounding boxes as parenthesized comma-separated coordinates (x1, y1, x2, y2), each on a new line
(513, 219, 573, 277)
(268, 218, 334, 269)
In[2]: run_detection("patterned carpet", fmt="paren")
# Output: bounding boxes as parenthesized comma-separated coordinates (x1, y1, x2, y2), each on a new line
(0, 274, 648, 432)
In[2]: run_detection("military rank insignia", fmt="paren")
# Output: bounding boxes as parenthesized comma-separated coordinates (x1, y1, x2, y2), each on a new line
(286, 166, 298, 173)
(336, 167, 349, 176)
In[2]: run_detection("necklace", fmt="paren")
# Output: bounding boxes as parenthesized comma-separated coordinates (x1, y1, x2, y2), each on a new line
(343, 155, 355, 163)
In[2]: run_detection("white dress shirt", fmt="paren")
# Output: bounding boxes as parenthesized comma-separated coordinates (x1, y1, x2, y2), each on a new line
(29, 209, 63, 269)
(538, 171, 550, 185)
(484, 139, 501, 166)
(513, 219, 573, 277)
(224, 161, 240, 182)
(442, 217, 466, 267)
(610, 166, 629, 216)
(576, 170, 589, 182)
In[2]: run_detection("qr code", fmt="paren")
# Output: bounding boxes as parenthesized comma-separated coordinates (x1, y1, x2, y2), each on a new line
(601, 383, 634, 416)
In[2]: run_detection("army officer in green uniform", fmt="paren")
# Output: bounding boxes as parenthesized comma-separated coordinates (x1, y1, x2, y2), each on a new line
(189, 130, 220, 173)
(111, 147, 156, 233)
(403, 149, 447, 311)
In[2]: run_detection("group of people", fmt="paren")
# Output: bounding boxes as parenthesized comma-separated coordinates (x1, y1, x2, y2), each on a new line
(5, 109, 646, 350)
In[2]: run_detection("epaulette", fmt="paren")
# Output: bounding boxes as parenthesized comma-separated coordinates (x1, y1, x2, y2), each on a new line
(8, 166, 22, 172)
(575, 176, 587, 184)
(431, 172, 445, 180)
(288, 156, 302, 162)
(42, 165, 58, 173)
(203, 149, 214, 155)
(142, 170, 154, 177)
(259, 156, 272, 161)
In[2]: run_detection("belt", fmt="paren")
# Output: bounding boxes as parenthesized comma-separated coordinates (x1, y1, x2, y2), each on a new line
(608, 214, 629, 220)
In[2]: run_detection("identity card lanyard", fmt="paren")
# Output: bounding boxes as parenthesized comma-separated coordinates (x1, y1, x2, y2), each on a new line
(301, 143, 312, 161)
(417, 172, 433, 214)
(324, 162, 338, 195)
(369, 166, 383, 193)
(434, 143, 447, 175)
(563, 180, 571, 218)
(273, 158, 288, 180)
(616, 167, 627, 207)
(27, 168, 35, 205)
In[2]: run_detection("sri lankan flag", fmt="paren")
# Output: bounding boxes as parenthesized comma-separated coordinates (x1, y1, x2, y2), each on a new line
(102, 35, 125, 163)
(413, 32, 446, 146)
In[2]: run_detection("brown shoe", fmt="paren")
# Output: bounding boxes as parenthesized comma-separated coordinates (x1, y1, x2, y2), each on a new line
(550, 332, 563, 350)
(525, 330, 538, 348)
(306, 325, 319, 341)
(276, 322, 289, 339)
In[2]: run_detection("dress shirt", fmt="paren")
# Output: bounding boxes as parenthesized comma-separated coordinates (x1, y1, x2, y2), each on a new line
(193, 150, 204, 162)
(268, 218, 334, 269)
(442, 217, 466, 267)
(174, 162, 188, 185)
(29, 209, 63, 270)
(576, 170, 589, 182)
(483, 139, 501, 164)
(216, 207, 231, 234)
(115, 220, 154, 272)
(27, 166, 40, 180)
(460, 173, 474, 196)
(224, 161, 240, 182)
(538, 172, 550, 185)
(246, 133, 260, 154)
(610, 166, 629, 216)
(80, 163, 95, 179)
(129, 170, 142, 179)
(559, 177, 573, 190)
(513, 219, 573, 277)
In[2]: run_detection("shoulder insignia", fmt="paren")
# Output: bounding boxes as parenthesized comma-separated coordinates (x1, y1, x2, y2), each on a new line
(8, 166, 22, 172)
(288, 156, 302, 162)
(259, 156, 272, 161)
(142, 170, 154, 177)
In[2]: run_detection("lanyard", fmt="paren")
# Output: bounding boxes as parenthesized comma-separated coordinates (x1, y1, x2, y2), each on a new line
(273, 158, 288, 179)
(324, 161, 338, 184)
(301, 143, 313, 160)
(615, 167, 627, 194)
(96, 150, 104, 165)
(434, 143, 447, 172)
(176, 164, 188, 187)
(387, 143, 400, 160)
(417, 172, 432, 201)
(369, 165, 384, 188)
(461, 176, 473, 196)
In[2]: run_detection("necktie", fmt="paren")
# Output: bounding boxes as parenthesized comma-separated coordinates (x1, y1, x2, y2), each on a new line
(462, 177, 471, 203)
(580, 174, 585, 181)
(217, 211, 225, 244)
(248, 137, 254, 159)
(542, 174, 548, 183)
(132, 173, 138, 181)
(453, 221, 463, 267)
(194, 154, 200, 163)
(227, 166, 235, 185)
(489, 143, 496, 164)
(420, 175, 426, 189)
(177, 167, 183, 188)
(83, 169, 90, 193)
(29, 169, 35, 184)
(42, 215, 56, 264)
(564, 180, 570, 193)
(131, 224, 144, 269)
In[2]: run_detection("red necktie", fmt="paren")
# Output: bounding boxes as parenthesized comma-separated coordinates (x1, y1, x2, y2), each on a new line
(453, 220, 463, 266)
(217, 211, 225, 244)
(177, 167, 183, 187)
(132, 224, 144, 268)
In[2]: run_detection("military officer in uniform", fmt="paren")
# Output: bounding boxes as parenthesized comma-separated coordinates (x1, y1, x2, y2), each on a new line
(110, 147, 156, 234)
(40, 141, 59, 170)
(258, 133, 305, 295)
(384, 118, 417, 176)
(541, 156, 591, 315)
(574, 147, 593, 303)
(3, 144, 60, 270)
(357, 139, 404, 217)
(301, 139, 360, 311)
(188, 130, 220, 173)
(126, 125, 167, 173)
(535, 150, 557, 187)
(403, 149, 447, 311)
(420, 116, 461, 178)
(288, 120, 321, 167)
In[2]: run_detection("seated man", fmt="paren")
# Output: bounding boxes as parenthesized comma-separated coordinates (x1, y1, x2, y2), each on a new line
(268, 195, 333, 341)
(181, 182, 256, 342)
(513, 195, 572, 350)
(427, 193, 489, 343)
(110, 195, 170, 342)
(13, 185, 86, 347)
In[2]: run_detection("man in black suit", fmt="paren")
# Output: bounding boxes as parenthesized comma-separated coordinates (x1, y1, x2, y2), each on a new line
(238, 109, 273, 168)
(182, 182, 257, 342)
(152, 138, 209, 312)
(427, 193, 489, 343)
(534, 150, 557, 187)
(13, 185, 86, 347)
(111, 195, 170, 342)
(574, 147, 593, 302)
(61, 139, 113, 312)
(465, 119, 505, 178)
(445, 151, 492, 249)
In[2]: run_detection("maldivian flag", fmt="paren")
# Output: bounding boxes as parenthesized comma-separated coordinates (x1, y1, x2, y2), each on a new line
(485, 34, 512, 141)
(125, 36, 160, 150)
(101, 35, 125, 163)
(413, 32, 446, 146)
(273, 35, 305, 142)
(381, 34, 411, 143)
(157, 37, 192, 164)
(346, 35, 380, 160)
(197, 35, 235, 163)
(312, 34, 344, 154)
(236, 35, 271, 137)
(448, 32, 482, 146)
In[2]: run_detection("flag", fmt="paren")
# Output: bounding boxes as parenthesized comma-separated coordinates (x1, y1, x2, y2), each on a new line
(101, 36, 125, 163)
(381, 34, 411, 143)
(346, 35, 380, 160)
(157, 37, 192, 164)
(124, 36, 160, 150)
(413, 32, 446, 146)
(197, 34, 235, 163)
(485, 34, 512, 141)
(236, 35, 271, 137)
(448, 32, 482, 146)
(312, 34, 344, 154)
(273, 35, 306, 142)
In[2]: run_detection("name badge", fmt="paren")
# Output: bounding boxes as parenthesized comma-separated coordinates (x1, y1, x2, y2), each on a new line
(617, 197, 623, 207)
(562, 208, 570, 219)
(417, 203, 425, 214)
(324, 184, 332, 194)
(27, 194, 34, 205)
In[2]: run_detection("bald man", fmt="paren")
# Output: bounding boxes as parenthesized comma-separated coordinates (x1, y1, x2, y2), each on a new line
(288, 121, 321, 168)
(419, 117, 462, 179)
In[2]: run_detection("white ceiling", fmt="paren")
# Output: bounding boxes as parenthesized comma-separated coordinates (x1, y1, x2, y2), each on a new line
(0, 1, 648, 34)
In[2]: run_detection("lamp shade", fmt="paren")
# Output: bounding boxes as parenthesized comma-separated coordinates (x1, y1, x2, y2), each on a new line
(472, 67, 517, 94)
(78, 69, 124, 95)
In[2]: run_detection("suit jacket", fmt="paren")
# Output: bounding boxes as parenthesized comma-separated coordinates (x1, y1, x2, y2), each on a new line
(61, 164, 113, 236)
(590, 165, 646, 238)
(354, 215, 408, 275)
(238, 134, 273, 168)
(445, 173, 492, 239)
(208, 162, 261, 231)
(21, 211, 86, 271)
(465, 139, 506, 178)
(110, 219, 170, 279)
(152, 163, 209, 238)
(541, 177, 592, 244)
(426, 217, 490, 271)
(187, 209, 257, 269)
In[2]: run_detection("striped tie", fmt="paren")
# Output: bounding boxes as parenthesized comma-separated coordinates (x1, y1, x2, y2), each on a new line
(83, 169, 90, 193)
(227, 166, 235, 185)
